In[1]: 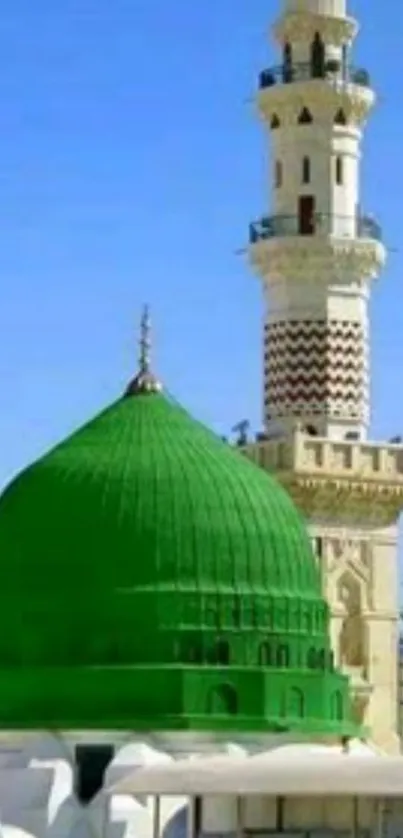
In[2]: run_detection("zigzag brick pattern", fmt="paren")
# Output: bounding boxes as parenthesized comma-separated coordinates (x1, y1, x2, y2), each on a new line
(263, 319, 369, 421)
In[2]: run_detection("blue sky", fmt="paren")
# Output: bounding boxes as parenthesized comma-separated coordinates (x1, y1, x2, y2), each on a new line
(1, 0, 402, 490)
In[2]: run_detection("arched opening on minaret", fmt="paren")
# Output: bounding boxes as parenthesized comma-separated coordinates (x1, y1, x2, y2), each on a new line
(334, 107, 347, 125)
(275, 160, 283, 188)
(311, 32, 325, 78)
(302, 156, 311, 184)
(335, 155, 344, 185)
(298, 195, 315, 235)
(298, 107, 313, 125)
(283, 41, 293, 82)
(270, 113, 280, 130)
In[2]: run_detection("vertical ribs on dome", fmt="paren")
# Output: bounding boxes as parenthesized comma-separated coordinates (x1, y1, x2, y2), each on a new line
(125, 305, 163, 396)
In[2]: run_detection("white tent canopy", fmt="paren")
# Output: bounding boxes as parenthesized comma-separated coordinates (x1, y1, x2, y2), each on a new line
(109, 752, 403, 798)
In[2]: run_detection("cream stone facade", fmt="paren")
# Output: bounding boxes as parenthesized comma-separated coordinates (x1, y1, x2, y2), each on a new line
(245, 0, 403, 752)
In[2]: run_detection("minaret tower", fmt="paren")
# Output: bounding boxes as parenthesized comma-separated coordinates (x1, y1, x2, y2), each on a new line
(250, 0, 383, 441)
(244, 0, 403, 752)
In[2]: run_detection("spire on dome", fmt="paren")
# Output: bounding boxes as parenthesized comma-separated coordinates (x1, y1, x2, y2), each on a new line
(125, 306, 163, 396)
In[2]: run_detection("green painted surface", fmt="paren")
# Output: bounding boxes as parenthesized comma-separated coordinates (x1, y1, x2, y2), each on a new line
(0, 390, 355, 733)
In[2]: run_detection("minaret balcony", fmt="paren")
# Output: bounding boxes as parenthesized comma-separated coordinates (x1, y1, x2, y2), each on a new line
(249, 213, 382, 244)
(259, 62, 371, 90)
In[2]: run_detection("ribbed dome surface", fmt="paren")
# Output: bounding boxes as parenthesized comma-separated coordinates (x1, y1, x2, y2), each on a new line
(0, 390, 354, 734)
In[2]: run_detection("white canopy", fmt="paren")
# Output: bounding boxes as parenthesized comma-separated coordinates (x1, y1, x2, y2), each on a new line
(109, 751, 403, 798)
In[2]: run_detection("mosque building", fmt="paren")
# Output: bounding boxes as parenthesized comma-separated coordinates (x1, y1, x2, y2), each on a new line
(1, 1, 403, 837)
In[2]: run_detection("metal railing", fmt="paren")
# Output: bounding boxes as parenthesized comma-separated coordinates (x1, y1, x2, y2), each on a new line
(249, 213, 382, 243)
(259, 61, 371, 90)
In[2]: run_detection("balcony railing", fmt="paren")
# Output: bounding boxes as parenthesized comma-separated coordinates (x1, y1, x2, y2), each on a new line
(249, 213, 382, 244)
(259, 62, 371, 90)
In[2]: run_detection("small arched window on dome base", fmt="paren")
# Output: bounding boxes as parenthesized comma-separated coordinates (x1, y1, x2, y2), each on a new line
(207, 638, 230, 665)
(207, 683, 238, 716)
(277, 645, 290, 668)
(259, 641, 272, 666)
(331, 690, 344, 721)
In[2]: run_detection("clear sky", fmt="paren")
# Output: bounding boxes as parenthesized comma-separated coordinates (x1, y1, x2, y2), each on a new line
(1, 0, 402, 493)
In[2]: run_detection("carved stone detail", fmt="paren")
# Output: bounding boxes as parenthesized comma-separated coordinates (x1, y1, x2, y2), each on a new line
(328, 538, 374, 609)
(257, 80, 375, 128)
(272, 12, 359, 46)
(337, 570, 368, 672)
(250, 239, 386, 284)
(281, 478, 403, 527)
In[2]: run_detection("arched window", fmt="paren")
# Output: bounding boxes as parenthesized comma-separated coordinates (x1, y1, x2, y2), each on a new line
(259, 641, 272, 666)
(335, 155, 343, 185)
(270, 113, 280, 130)
(287, 687, 305, 718)
(275, 160, 283, 188)
(283, 42, 293, 83)
(277, 645, 289, 668)
(298, 107, 313, 125)
(302, 156, 311, 184)
(207, 683, 238, 716)
(334, 107, 347, 125)
(187, 640, 204, 664)
(311, 32, 325, 78)
(212, 639, 230, 665)
(307, 647, 317, 668)
(317, 649, 327, 669)
(331, 690, 344, 721)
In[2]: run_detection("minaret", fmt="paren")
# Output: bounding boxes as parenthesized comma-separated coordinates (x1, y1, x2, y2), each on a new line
(244, 0, 403, 752)
(250, 0, 384, 441)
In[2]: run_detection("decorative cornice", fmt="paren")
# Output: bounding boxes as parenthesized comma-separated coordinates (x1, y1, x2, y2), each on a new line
(257, 82, 375, 128)
(272, 12, 359, 46)
(249, 238, 386, 283)
(278, 475, 403, 526)
(241, 435, 403, 525)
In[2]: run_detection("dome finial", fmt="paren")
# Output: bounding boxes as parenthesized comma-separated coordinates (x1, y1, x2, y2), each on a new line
(125, 305, 163, 397)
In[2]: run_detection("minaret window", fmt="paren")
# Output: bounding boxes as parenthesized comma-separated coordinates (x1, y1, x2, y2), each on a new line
(270, 113, 280, 130)
(275, 160, 283, 188)
(335, 155, 343, 184)
(298, 107, 313, 125)
(283, 42, 292, 83)
(311, 32, 325, 78)
(302, 156, 311, 184)
(298, 195, 315, 235)
(334, 107, 347, 125)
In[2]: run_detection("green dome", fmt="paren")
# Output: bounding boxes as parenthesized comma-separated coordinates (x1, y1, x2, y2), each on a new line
(0, 375, 354, 734)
